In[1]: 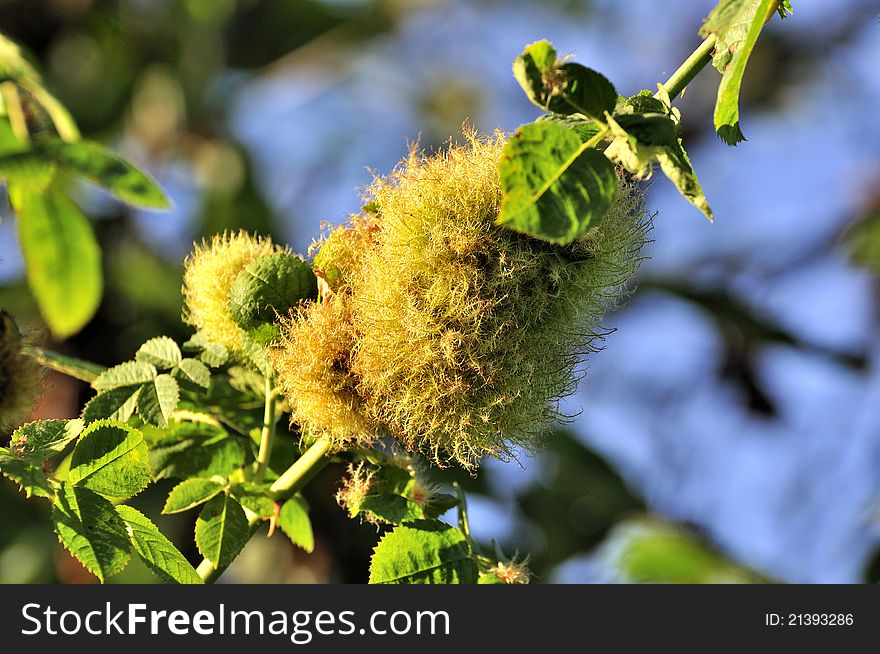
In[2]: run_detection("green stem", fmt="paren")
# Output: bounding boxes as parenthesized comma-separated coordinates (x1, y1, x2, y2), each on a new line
(196, 437, 333, 583)
(253, 377, 277, 484)
(659, 34, 717, 100)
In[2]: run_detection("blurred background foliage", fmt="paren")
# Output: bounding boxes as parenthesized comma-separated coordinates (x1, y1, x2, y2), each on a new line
(1, 0, 879, 583)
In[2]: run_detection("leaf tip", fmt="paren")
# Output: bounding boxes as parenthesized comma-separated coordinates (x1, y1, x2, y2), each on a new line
(716, 123, 746, 146)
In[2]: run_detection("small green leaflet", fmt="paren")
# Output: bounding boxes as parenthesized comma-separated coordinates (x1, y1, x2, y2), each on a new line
(612, 113, 678, 147)
(699, 0, 786, 144)
(33, 138, 170, 209)
(68, 420, 151, 502)
(52, 482, 131, 582)
(93, 361, 157, 392)
(603, 113, 663, 178)
(536, 114, 602, 143)
(137, 374, 180, 428)
(82, 385, 142, 424)
(86, 338, 205, 424)
(175, 358, 211, 390)
(149, 424, 247, 480)
(8, 419, 83, 459)
(512, 40, 617, 119)
(345, 463, 458, 525)
(0, 446, 55, 498)
(115, 505, 202, 584)
(195, 493, 250, 569)
(278, 497, 314, 553)
(163, 477, 226, 514)
(0, 420, 84, 499)
(657, 139, 714, 220)
(136, 336, 182, 369)
(230, 482, 275, 517)
(478, 571, 505, 584)
(498, 121, 617, 245)
(182, 332, 229, 368)
(547, 63, 617, 119)
(10, 186, 102, 339)
(369, 519, 478, 584)
(512, 40, 558, 108)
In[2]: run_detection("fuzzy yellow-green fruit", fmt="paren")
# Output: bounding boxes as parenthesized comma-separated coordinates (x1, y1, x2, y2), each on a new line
(272, 297, 376, 447)
(0, 311, 44, 435)
(311, 214, 378, 297)
(182, 231, 281, 354)
(275, 131, 649, 468)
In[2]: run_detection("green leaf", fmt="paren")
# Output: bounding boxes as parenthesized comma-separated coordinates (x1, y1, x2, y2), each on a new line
(228, 252, 317, 345)
(195, 493, 249, 569)
(512, 40, 558, 108)
(423, 493, 459, 518)
(536, 114, 602, 142)
(0, 446, 54, 498)
(603, 113, 663, 178)
(497, 121, 617, 244)
(10, 187, 102, 339)
(163, 477, 226, 514)
(547, 63, 617, 118)
(82, 386, 142, 424)
(606, 519, 766, 583)
(68, 420, 151, 502)
(277, 496, 314, 553)
(137, 374, 180, 428)
(52, 482, 131, 582)
(21, 346, 105, 383)
(93, 361, 157, 392)
(369, 519, 478, 584)
(174, 358, 211, 390)
(656, 139, 714, 221)
(149, 426, 247, 481)
(340, 463, 456, 525)
(238, 332, 273, 377)
(230, 482, 275, 517)
(182, 332, 228, 368)
(844, 211, 880, 272)
(34, 138, 170, 208)
(700, 0, 778, 145)
(612, 113, 678, 147)
(135, 336, 181, 369)
(620, 92, 669, 116)
(513, 41, 616, 119)
(115, 505, 202, 584)
(8, 419, 82, 459)
(0, 150, 56, 190)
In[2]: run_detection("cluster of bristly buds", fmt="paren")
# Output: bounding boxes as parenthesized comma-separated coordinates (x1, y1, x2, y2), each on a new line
(270, 130, 650, 469)
(182, 131, 649, 470)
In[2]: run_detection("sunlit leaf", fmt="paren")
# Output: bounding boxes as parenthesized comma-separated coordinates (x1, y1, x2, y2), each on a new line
(497, 121, 617, 244)
(10, 187, 102, 339)
(52, 482, 131, 582)
(116, 505, 202, 584)
(369, 519, 478, 584)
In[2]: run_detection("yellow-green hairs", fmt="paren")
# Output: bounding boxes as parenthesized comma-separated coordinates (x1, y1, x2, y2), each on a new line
(272, 297, 376, 447)
(182, 231, 281, 354)
(0, 311, 44, 435)
(275, 131, 649, 468)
